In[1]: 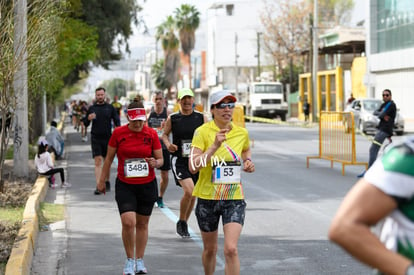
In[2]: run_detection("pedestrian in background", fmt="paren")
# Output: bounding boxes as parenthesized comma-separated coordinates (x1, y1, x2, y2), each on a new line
(162, 88, 207, 238)
(45, 120, 64, 160)
(147, 91, 171, 208)
(303, 99, 310, 122)
(111, 95, 123, 119)
(329, 136, 414, 275)
(96, 99, 163, 275)
(189, 90, 255, 275)
(83, 87, 120, 194)
(347, 93, 355, 105)
(80, 100, 89, 142)
(35, 138, 71, 188)
(358, 89, 396, 177)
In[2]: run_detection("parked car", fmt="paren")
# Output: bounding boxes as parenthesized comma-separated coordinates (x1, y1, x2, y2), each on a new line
(345, 98, 404, 135)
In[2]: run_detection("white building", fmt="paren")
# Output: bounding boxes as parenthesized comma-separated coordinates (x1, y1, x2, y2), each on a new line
(206, 0, 268, 93)
(366, 0, 414, 132)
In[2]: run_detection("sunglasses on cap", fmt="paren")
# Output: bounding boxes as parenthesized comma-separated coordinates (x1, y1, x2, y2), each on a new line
(215, 102, 235, 109)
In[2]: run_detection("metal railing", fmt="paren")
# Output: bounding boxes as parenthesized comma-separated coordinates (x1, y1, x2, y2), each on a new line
(307, 111, 367, 175)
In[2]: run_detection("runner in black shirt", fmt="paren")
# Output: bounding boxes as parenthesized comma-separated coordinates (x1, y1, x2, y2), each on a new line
(162, 88, 207, 238)
(84, 87, 120, 194)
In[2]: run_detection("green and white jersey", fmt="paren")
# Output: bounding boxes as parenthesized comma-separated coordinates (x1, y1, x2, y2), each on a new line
(365, 136, 414, 260)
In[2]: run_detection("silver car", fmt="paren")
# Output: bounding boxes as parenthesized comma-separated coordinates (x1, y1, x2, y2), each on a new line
(345, 98, 404, 135)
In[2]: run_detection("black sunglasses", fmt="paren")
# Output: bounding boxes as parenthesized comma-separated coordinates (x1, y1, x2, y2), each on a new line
(382, 94, 390, 97)
(215, 102, 235, 109)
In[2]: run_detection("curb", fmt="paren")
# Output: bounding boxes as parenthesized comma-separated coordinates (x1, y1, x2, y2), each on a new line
(5, 113, 65, 275)
(4, 177, 48, 275)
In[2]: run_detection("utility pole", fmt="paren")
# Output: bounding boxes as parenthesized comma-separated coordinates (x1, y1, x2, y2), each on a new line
(256, 32, 262, 79)
(235, 33, 239, 100)
(13, 0, 29, 177)
(312, 0, 318, 122)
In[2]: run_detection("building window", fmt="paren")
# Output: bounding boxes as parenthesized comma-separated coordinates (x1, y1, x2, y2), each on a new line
(226, 4, 234, 16)
(373, 0, 414, 53)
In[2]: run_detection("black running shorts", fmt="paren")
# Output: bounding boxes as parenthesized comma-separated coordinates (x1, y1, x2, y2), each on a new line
(91, 137, 109, 158)
(115, 177, 158, 216)
(195, 198, 246, 232)
(171, 156, 199, 187)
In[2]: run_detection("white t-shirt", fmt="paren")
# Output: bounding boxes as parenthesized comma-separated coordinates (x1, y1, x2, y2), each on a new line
(34, 151, 53, 173)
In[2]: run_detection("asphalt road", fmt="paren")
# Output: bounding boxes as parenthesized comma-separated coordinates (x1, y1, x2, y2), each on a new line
(32, 120, 405, 275)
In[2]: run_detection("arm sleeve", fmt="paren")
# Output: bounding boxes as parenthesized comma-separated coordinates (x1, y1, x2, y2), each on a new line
(377, 102, 391, 119)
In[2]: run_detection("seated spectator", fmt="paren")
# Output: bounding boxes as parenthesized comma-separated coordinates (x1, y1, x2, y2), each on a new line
(45, 120, 64, 160)
(35, 138, 71, 188)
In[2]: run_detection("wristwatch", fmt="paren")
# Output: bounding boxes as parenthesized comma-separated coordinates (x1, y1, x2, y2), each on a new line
(406, 264, 414, 275)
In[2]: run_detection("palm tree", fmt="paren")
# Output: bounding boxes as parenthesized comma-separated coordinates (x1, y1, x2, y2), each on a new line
(151, 59, 171, 92)
(155, 16, 180, 99)
(174, 4, 200, 89)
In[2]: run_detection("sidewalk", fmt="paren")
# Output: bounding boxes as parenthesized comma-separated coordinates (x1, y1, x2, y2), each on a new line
(31, 120, 207, 275)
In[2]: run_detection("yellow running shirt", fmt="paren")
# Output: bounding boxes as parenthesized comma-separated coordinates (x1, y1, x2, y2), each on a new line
(191, 120, 250, 200)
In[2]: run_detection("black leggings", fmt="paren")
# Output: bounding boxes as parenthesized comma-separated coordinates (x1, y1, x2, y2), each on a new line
(40, 168, 65, 183)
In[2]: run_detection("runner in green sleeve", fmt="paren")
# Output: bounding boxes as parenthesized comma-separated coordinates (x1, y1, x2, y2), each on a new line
(329, 136, 414, 275)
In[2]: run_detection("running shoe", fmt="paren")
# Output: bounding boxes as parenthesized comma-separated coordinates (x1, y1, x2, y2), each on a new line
(176, 220, 190, 238)
(94, 188, 103, 195)
(156, 197, 164, 208)
(182, 221, 190, 238)
(135, 258, 147, 274)
(105, 181, 111, 192)
(123, 258, 135, 275)
(61, 182, 71, 188)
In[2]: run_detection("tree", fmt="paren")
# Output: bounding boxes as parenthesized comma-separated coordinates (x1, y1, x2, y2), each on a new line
(260, 0, 355, 91)
(101, 78, 133, 99)
(155, 16, 180, 99)
(28, 3, 98, 142)
(174, 4, 200, 89)
(151, 59, 172, 93)
(79, 0, 142, 67)
(0, 0, 63, 190)
(319, 0, 354, 28)
(261, 0, 311, 91)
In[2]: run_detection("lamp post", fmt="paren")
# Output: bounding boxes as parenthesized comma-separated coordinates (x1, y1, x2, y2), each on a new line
(312, 0, 318, 122)
(235, 33, 240, 100)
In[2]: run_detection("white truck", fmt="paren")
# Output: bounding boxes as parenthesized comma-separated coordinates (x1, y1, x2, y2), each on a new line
(239, 81, 288, 121)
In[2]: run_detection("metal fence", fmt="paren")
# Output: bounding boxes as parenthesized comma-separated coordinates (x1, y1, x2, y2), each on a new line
(307, 111, 367, 175)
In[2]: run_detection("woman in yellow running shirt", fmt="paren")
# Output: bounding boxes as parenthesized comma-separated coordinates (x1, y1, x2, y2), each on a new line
(189, 90, 255, 275)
